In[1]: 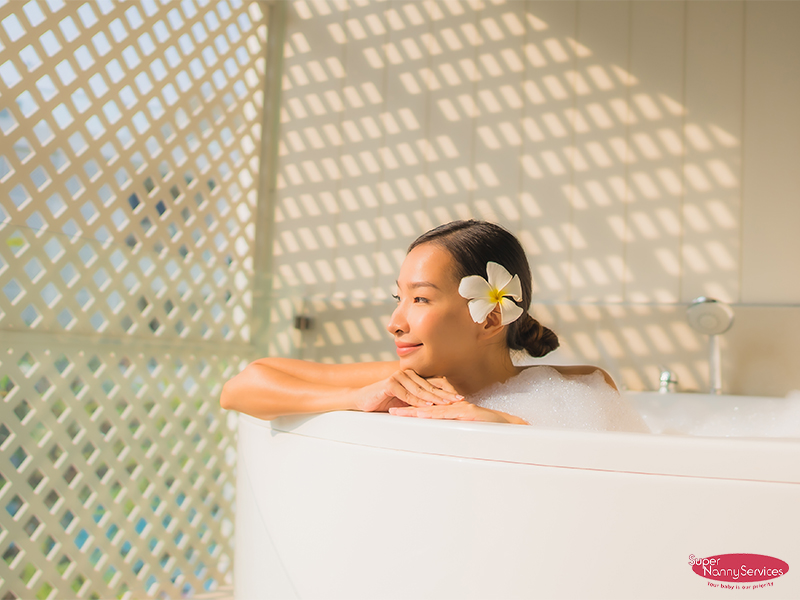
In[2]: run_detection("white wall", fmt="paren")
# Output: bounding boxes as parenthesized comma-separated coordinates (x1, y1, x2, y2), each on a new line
(268, 0, 800, 395)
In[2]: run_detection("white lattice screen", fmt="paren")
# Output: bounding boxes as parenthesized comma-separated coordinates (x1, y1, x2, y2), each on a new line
(0, 0, 272, 597)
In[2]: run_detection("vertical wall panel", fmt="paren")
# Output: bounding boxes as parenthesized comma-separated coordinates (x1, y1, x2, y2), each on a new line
(383, 0, 436, 241)
(273, 0, 347, 305)
(375, 0, 427, 293)
(625, 1, 685, 304)
(426, 0, 479, 226)
(520, 0, 577, 302)
(470, 0, 525, 234)
(335, 1, 386, 299)
(741, 1, 800, 304)
(682, 1, 744, 304)
(269, 0, 350, 360)
(572, 1, 629, 303)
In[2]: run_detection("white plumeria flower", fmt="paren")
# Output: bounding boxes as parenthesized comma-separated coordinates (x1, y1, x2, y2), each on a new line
(458, 261, 524, 325)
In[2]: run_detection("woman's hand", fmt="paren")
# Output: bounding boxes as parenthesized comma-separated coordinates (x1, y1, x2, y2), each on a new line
(354, 370, 464, 413)
(388, 400, 529, 424)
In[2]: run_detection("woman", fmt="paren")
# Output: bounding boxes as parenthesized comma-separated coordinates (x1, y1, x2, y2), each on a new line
(220, 220, 626, 427)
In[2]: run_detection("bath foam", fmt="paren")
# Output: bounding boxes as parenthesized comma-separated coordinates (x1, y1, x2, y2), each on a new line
(471, 365, 650, 433)
(633, 391, 800, 438)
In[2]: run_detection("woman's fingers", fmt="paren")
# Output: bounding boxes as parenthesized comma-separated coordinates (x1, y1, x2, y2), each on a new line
(427, 376, 458, 395)
(394, 370, 463, 405)
(375, 370, 464, 410)
(389, 401, 516, 424)
(385, 397, 409, 409)
(384, 375, 433, 407)
(389, 401, 472, 420)
(389, 406, 430, 418)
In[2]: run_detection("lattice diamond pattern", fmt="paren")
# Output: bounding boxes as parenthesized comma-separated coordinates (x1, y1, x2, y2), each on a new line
(0, 344, 246, 598)
(0, 0, 266, 343)
(0, 0, 270, 597)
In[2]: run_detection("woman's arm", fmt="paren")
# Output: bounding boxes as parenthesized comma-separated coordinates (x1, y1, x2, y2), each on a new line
(220, 358, 462, 420)
(247, 357, 401, 388)
(220, 358, 394, 420)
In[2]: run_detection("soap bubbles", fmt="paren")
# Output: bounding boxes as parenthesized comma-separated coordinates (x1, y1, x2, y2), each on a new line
(471, 366, 650, 433)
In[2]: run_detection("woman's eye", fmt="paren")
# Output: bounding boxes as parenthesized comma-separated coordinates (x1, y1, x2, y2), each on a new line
(391, 294, 427, 303)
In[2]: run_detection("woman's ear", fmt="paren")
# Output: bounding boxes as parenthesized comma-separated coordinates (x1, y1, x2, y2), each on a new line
(478, 306, 506, 341)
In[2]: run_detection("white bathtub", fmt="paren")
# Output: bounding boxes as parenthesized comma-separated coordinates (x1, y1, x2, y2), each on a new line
(233, 393, 800, 599)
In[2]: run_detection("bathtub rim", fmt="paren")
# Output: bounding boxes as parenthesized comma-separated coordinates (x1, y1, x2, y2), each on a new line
(240, 410, 800, 484)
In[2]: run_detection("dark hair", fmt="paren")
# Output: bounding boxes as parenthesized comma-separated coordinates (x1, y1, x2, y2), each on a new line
(408, 220, 559, 358)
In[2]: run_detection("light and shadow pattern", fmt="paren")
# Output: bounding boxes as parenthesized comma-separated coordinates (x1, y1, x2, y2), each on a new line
(269, 0, 753, 391)
(0, 0, 268, 597)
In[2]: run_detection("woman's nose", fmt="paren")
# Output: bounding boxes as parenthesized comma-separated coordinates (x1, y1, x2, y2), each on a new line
(386, 304, 408, 336)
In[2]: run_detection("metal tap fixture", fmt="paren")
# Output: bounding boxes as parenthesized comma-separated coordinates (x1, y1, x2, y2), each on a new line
(658, 367, 678, 393)
(686, 297, 735, 395)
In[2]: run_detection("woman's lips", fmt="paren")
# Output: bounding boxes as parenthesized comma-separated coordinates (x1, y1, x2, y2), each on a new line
(395, 342, 422, 357)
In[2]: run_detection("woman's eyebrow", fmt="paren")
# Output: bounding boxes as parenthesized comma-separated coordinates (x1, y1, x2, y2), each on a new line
(396, 281, 441, 291)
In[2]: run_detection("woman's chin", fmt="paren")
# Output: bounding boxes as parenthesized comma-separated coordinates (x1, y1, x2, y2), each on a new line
(398, 356, 415, 370)
(399, 357, 437, 378)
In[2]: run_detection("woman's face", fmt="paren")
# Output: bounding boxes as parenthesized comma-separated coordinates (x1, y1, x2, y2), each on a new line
(386, 243, 480, 378)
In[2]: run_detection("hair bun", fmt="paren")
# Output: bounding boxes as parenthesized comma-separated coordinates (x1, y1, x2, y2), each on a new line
(516, 312, 559, 357)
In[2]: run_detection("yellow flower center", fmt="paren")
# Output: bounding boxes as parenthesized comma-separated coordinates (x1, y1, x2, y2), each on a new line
(489, 288, 504, 303)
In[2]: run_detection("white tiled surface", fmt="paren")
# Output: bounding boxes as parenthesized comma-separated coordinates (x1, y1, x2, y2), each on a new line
(741, 1, 800, 304)
(270, 0, 800, 396)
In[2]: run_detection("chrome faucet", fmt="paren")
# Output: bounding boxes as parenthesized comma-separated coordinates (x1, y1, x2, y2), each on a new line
(658, 367, 678, 394)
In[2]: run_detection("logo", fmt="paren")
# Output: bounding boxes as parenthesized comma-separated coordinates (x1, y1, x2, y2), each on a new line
(689, 554, 789, 587)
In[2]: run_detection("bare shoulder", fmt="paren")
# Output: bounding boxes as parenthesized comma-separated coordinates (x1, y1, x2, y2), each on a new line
(251, 357, 400, 387)
(546, 364, 618, 391)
